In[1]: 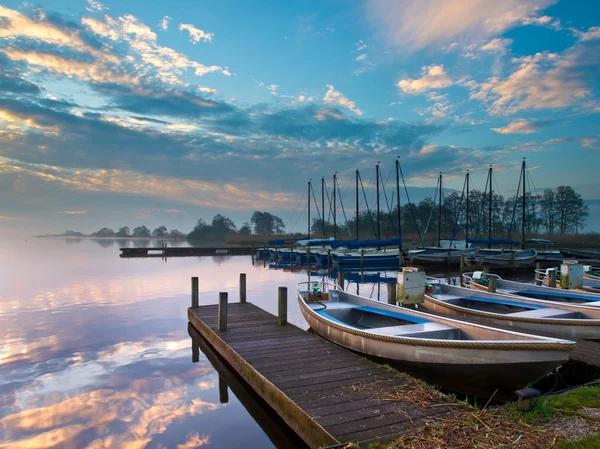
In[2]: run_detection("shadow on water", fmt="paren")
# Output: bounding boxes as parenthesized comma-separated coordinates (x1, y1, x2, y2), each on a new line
(188, 323, 309, 449)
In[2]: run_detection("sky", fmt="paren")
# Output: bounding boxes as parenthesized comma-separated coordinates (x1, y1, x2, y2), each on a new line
(0, 0, 599, 235)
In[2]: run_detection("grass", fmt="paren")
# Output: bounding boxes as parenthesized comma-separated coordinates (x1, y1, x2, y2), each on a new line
(546, 385, 600, 414)
(556, 434, 600, 449)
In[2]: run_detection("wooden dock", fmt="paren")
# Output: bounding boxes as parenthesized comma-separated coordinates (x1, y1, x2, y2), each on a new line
(120, 246, 253, 258)
(188, 299, 462, 448)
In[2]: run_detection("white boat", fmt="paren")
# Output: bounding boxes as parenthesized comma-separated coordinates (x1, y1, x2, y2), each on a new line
(424, 281, 600, 340)
(408, 247, 477, 265)
(478, 248, 538, 267)
(297, 281, 573, 398)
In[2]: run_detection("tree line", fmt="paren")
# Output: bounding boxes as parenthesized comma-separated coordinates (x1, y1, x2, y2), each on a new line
(311, 186, 589, 240)
(87, 211, 288, 240)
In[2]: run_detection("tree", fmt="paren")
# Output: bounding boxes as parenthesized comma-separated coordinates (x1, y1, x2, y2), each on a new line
(116, 226, 130, 237)
(554, 186, 589, 234)
(152, 226, 168, 237)
(91, 227, 116, 237)
(132, 225, 151, 237)
(539, 189, 556, 234)
(211, 214, 237, 238)
(239, 221, 252, 235)
(250, 211, 285, 235)
(169, 229, 186, 239)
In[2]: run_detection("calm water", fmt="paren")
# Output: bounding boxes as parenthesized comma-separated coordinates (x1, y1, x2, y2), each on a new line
(0, 238, 398, 449)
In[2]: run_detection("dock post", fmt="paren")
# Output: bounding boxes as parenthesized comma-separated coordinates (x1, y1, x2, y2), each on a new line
(487, 276, 497, 293)
(239, 273, 247, 303)
(192, 341, 199, 363)
(510, 252, 516, 270)
(548, 268, 557, 288)
(327, 250, 331, 275)
(360, 249, 364, 282)
(387, 282, 397, 305)
(191, 277, 199, 308)
(338, 271, 345, 290)
(278, 287, 288, 326)
(535, 262, 542, 285)
(218, 292, 228, 331)
(263, 245, 266, 267)
(218, 375, 229, 404)
(459, 254, 465, 287)
(252, 245, 255, 265)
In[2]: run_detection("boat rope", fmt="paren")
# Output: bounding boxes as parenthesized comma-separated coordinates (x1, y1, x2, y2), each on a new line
(380, 167, 397, 237)
(359, 171, 378, 238)
(284, 188, 306, 230)
(290, 208, 305, 233)
(335, 175, 352, 239)
(422, 176, 440, 240)
(310, 182, 323, 226)
(507, 167, 523, 241)
(450, 175, 467, 244)
(399, 163, 423, 246)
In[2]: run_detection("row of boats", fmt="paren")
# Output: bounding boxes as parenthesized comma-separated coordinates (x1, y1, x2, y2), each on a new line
(296, 264, 600, 398)
(259, 242, 597, 268)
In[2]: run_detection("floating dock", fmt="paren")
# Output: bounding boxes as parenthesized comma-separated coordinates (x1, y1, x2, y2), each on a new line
(188, 298, 462, 448)
(120, 246, 253, 258)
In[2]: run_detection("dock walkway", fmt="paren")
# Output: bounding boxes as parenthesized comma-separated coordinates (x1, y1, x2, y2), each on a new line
(189, 302, 462, 448)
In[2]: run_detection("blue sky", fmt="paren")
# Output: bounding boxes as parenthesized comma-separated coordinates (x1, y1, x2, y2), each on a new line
(0, 0, 599, 234)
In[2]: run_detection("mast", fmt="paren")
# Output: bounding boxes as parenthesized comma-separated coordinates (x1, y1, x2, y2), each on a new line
(333, 172, 337, 240)
(396, 157, 402, 264)
(438, 172, 442, 248)
(376, 162, 381, 240)
(522, 158, 526, 250)
(355, 170, 359, 241)
(488, 166, 493, 249)
(466, 170, 470, 243)
(321, 177, 325, 238)
(308, 180, 311, 239)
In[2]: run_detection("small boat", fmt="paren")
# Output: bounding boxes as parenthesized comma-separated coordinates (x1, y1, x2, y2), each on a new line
(537, 266, 600, 294)
(424, 281, 600, 339)
(478, 248, 538, 267)
(536, 250, 564, 263)
(331, 249, 400, 266)
(465, 272, 600, 306)
(584, 266, 600, 281)
(560, 248, 600, 264)
(297, 281, 574, 398)
(408, 247, 477, 265)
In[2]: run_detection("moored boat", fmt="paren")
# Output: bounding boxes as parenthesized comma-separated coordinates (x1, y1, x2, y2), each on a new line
(478, 248, 538, 267)
(424, 281, 600, 339)
(408, 247, 477, 265)
(297, 281, 574, 398)
(560, 248, 600, 264)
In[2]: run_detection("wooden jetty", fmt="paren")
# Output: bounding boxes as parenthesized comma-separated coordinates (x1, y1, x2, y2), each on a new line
(188, 277, 462, 448)
(120, 245, 253, 258)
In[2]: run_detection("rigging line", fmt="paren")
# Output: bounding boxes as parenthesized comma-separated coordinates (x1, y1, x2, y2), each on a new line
(474, 171, 490, 238)
(324, 182, 333, 224)
(450, 176, 467, 242)
(310, 183, 323, 225)
(336, 176, 353, 239)
(359, 172, 378, 238)
(379, 172, 397, 236)
(492, 175, 508, 240)
(507, 170, 523, 239)
(422, 176, 439, 238)
(385, 191, 396, 239)
(398, 164, 423, 246)
(284, 188, 306, 229)
(291, 208, 305, 233)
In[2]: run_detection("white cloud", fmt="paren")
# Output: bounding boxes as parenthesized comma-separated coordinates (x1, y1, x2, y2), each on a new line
(159, 16, 171, 31)
(366, 0, 556, 51)
(86, 0, 105, 12)
(462, 38, 513, 58)
(356, 40, 369, 51)
(575, 26, 600, 42)
(355, 53, 368, 61)
(323, 85, 363, 116)
(522, 15, 561, 30)
(397, 65, 452, 94)
(197, 86, 218, 95)
(491, 119, 539, 134)
(179, 23, 214, 43)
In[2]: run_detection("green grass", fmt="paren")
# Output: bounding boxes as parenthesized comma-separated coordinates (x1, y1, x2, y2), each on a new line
(555, 434, 600, 449)
(547, 385, 600, 415)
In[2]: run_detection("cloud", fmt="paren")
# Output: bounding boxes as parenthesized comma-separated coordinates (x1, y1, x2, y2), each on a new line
(323, 85, 363, 115)
(356, 54, 368, 61)
(522, 15, 562, 30)
(0, 215, 25, 220)
(179, 23, 214, 43)
(177, 433, 210, 449)
(86, 0, 105, 12)
(575, 26, 600, 42)
(366, 0, 557, 51)
(469, 42, 600, 115)
(491, 119, 539, 134)
(159, 16, 171, 31)
(0, 74, 41, 94)
(57, 210, 87, 215)
(397, 65, 452, 94)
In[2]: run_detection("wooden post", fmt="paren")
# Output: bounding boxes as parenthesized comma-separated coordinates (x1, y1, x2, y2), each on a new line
(487, 276, 497, 293)
(387, 282, 397, 305)
(360, 249, 365, 282)
(278, 287, 288, 326)
(251, 245, 255, 265)
(239, 273, 246, 303)
(338, 271, 345, 290)
(548, 269, 557, 289)
(510, 252, 516, 269)
(192, 341, 199, 363)
(263, 245, 266, 267)
(191, 277, 199, 308)
(460, 254, 465, 287)
(535, 262, 542, 286)
(218, 375, 229, 404)
(218, 292, 228, 331)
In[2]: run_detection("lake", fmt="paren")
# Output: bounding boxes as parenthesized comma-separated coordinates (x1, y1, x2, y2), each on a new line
(0, 238, 397, 449)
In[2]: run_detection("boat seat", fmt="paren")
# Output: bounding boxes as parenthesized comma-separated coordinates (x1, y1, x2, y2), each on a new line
(370, 322, 460, 340)
(311, 301, 354, 310)
(508, 308, 580, 319)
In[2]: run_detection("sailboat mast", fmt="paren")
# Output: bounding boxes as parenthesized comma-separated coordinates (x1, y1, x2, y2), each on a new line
(333, 172, 337, 240)
(355, 170, 359, 241)
(321, 177, 325, 238)
(396, 158, 401, 245)
(488, 166, 493, 249)
(522, 158, 526, 250)
(466, 170, 470, 243)
(308, 180, 311, 239)
(376, 162, 381, 240)
(438, 172, 442, 248)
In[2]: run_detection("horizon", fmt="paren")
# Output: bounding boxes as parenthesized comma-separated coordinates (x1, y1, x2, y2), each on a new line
(1, 0, 599, 236)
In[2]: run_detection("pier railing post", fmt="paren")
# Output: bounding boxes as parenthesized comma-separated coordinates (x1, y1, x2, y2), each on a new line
(278, 287, 288, 326)
(192, 341, 199, 363)
(219, 375, 229, 404)
(487, 276, 497, 293)
(218, 292, 228, 331)
(459, 254, 465, 287)
(360, 249, 365, 282)
(239, 273, 247, 303)
(387, 282, 397, 305)
(338, 271, 345, 291)
(535, 262, 542, 285)
(191, 277, 199, 308)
